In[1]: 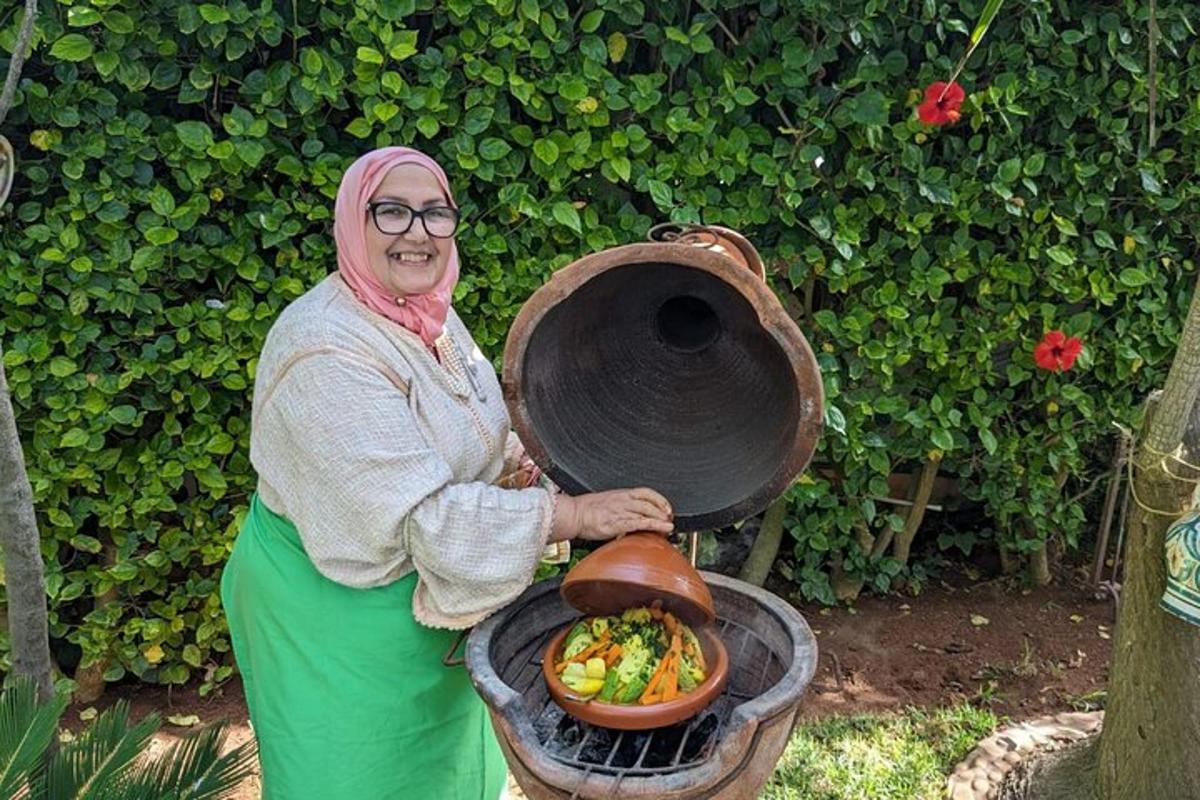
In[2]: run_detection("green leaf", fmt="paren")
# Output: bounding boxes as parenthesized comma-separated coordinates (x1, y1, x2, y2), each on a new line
(198, 4, 230, 23)
(607, 32, 628, 62)
(70, 535, 103, 553)
(182, 645, 204, 667)
(60, 428, 89, 447)
(609, 155, 631, 182)
(357, 47, 384, 64)
(174, 121, 214, 151)
(346, 118, 373, 138)
(1118, 268, 1150, 287)
(416, 116, 440, 137)
(850, 90, 889, 126)
(996, 158, 1022, 183)
(102, 11, 135, 33)
(0, 679, 68, 800)
(931, 429, 954, 450)
(373, 101, 400, 122)
(532, 139, 559, 165)
(389, 31, 419, 61)
(478, 138, 512, 160)
(559, 78, 588, 101)
(93, 50, 119, 76)
(690, 33, 714, 54)
(68, 7, 103, 26)
(145, 227, 179, 245)
(50, 34, 95, 62)
(49, 356, 77, 377)
(970, 0, 1005, 45)
(733, 87, 758, 106)
(1045, 245, 1075, 265)
(1139, 169, 1162, 195)
(108, 405, 138, 424)
(1093, 230, 1116, 250)
(301, 48, 322, 75)
(109, 562, 139, 581)
(552, 202, 582, 235)
(647, 179, 673, 209)
(580, 10, 604, 33)
(979, 429, 998, 455)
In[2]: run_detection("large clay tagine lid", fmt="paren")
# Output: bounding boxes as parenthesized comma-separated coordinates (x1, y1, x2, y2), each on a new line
(560, 532, 716, 627)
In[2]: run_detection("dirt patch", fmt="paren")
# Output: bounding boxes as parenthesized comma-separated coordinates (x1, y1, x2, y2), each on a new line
(787, 576, 1113, 720)
(63, 577, 1113, 799)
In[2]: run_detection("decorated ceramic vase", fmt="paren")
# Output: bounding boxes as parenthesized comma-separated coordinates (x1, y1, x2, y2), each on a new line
(1162, 508, 1200, 626)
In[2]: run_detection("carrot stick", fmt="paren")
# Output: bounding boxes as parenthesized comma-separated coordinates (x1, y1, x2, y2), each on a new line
(662, 660, 679, 702)
(567, 635, 610, 664)
(663, 612, 678, 636)
(604, 644, 623, 667)
(640, 653, 673, 701)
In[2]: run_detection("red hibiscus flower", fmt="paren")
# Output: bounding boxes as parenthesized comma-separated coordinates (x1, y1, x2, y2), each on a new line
(1034, 330, 1083, 372)
(917, 81, 965, 126)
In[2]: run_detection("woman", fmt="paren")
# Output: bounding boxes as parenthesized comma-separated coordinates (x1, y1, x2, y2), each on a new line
(220, 146, 674, 799)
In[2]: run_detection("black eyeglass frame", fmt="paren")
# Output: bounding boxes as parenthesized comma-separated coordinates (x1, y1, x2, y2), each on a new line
(364, 201, 461, 238)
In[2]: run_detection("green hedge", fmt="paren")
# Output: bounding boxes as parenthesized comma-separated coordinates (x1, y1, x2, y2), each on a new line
(1, 0, 1197, 687)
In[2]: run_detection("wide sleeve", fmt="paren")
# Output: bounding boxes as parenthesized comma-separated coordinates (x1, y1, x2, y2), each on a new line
(251, 350, 555, 628)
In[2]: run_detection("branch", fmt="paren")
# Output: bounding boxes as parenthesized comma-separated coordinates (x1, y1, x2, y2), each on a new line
(693, 0, 798, 135)
(0, 0, 38, 128)
(1146, 278, 1200, 455)
(1147, 0, 1159, 152)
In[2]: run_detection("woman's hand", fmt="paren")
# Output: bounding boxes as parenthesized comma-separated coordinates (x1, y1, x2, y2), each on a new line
(550, 488, 673, 542)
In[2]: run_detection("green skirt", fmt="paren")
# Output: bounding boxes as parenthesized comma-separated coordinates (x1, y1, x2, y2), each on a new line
(220, 494, 506, 800)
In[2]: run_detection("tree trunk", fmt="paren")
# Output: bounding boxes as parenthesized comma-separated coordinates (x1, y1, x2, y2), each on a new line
(1029, 465, 1071, 586)
(1028, 545, 1051, 586)
(890, 453, 941, 568)
(73, 542, 119, 703)
(1015, 283, 1200, 800)
(999, 739, 1100, 800)
(738, 496, 787, 587)
(999, 545, 1021, 575)
(1094, 287, 1200, 799)
(0, 349, 55, 702)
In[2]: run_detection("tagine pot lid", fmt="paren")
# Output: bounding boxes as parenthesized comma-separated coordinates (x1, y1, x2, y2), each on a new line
(560, 532, 716, 627)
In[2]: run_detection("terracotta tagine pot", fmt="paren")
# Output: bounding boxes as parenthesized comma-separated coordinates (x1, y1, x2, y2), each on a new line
(543, 533, 729, 730)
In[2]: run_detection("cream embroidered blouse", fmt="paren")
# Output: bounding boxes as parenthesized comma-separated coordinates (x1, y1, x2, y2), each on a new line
(248, 274, 555, 629)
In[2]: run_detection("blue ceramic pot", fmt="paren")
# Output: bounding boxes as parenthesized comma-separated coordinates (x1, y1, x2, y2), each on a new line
(1162, 509, 1200, 626)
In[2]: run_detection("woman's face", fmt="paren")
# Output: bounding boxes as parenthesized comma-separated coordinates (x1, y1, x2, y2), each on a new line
(364, 164, 454, 298)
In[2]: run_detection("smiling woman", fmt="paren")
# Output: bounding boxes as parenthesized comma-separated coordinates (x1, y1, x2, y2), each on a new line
(361, 163, 459, 298)
(217, 147, 675, 800)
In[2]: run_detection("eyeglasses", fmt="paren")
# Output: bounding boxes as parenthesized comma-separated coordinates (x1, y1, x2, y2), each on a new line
(365, 201, 460, 238)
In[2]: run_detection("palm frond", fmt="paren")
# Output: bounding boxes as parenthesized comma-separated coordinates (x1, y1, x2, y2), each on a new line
(103, 722, 258, 800)
(0, 676, 68, 800)
(42, 703, 159, 800)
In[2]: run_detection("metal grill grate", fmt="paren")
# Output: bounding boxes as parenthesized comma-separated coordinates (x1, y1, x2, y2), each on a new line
(498, 616, 785, 782)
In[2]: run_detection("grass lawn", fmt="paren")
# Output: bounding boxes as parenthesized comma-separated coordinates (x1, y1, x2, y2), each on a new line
(761, 705, 1000, 800)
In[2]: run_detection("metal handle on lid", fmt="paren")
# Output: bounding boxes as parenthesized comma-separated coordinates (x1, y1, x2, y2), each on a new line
(442, 628, 470, 667)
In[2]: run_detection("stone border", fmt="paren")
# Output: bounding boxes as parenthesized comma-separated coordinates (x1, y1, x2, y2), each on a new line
(946, 711, 1104, 800)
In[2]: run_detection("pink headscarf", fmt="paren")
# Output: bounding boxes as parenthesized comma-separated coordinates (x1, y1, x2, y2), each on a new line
(334, 147, 460, 351)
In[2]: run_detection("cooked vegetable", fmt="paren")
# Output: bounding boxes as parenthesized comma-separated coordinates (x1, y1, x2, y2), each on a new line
(553, 607, 709, 706)
(597, 668, 621, 702)
(563, 622, 593, 660)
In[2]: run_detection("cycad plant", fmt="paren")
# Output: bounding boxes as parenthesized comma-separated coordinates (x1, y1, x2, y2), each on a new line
(0, 677, 257, 799)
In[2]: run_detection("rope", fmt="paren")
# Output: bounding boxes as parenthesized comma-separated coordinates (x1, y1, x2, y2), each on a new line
(1119, 423, 1200, 517)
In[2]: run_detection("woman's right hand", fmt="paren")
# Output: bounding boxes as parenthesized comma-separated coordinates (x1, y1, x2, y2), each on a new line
(550, 488, 673, 543)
